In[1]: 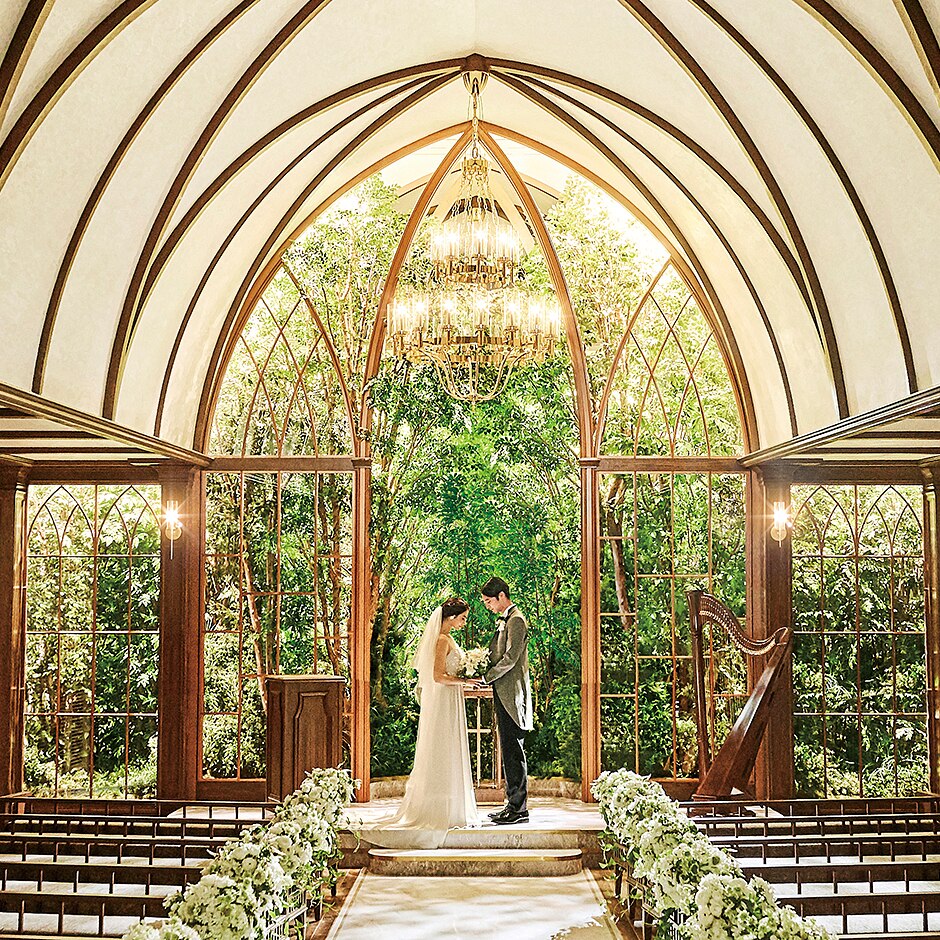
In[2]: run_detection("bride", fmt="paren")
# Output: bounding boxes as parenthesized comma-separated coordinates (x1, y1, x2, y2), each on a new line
(359, 597, 481, 848)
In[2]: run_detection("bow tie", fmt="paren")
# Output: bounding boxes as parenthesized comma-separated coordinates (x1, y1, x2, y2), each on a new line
(497, 614, 509, 622)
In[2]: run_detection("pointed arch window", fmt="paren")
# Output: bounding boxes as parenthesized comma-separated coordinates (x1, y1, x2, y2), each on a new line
(201, 181, 403, 781)
(24, 485, 161, 798)
(596, 261, 746, 781)
(791, 484, 926, 797)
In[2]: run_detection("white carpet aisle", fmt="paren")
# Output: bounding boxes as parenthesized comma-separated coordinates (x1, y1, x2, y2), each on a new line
(325, 870, 621, 939)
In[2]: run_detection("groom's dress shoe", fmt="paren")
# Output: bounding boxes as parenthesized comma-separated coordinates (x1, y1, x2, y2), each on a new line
(487, 807, 510, 820)
(494, 809, 529, 825)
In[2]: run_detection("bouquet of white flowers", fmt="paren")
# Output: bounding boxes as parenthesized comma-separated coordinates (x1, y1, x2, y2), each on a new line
(457, 647, 489, 679)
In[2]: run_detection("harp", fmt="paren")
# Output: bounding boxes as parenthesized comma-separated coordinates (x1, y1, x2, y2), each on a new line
(688, 589, 792, 800)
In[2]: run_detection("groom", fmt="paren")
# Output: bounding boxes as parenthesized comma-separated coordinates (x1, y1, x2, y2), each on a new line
(480, 576, 533, 825)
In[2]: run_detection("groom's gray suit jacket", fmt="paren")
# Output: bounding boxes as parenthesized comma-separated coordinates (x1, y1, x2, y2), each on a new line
(485, 605, 533, 731)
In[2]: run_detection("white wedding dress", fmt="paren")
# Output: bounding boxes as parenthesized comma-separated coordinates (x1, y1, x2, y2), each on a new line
(360, 609, 481, 849)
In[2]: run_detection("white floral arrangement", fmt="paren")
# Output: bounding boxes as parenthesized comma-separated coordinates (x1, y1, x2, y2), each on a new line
(122, 768, 357, 940)
(166, 873, 262, 940)
(591, 770, 835, 940)
(122, 922, 202, 940)
(457, 647, 490, 679)
(687, 874, 834, 940)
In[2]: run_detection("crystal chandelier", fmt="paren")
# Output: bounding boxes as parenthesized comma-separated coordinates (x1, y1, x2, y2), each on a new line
(387, 74, 561, 403)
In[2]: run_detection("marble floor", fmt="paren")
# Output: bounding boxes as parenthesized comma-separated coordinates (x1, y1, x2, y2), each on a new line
(343, 796, 605, 832)
(324, 870, 622, 940)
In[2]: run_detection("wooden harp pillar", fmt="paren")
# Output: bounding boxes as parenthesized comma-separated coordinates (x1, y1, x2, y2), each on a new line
(688, 589, 792, 800)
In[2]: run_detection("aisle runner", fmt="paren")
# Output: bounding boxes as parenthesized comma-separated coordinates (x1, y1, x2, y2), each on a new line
(326, 870, 620, 939)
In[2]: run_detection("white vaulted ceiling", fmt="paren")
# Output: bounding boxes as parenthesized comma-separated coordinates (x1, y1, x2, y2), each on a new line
(0, 0, 938, 461)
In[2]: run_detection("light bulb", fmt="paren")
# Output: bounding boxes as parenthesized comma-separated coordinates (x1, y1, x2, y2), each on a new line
(770, 501, 792, 544)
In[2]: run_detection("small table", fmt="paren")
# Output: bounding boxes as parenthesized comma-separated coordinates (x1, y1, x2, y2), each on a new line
(463, 684, 503, 789)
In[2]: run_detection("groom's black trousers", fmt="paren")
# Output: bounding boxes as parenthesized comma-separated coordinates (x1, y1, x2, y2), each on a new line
(494, 693, 527, 811)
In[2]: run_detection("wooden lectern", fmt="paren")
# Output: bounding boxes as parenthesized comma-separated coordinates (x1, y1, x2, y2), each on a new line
(265, 675, 345, 801)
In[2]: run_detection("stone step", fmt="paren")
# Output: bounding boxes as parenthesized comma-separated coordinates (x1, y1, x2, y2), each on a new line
(440, 828, 583, 849)
(350, 826, 593, 848)
(368, 847, 582, 877)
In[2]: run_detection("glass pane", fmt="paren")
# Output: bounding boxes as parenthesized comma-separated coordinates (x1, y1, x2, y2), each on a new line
(600, 615, 633, 695)
(673, 474, 710, 575)
(859, 633, 892, 714)
(57, 714, 91, 797)
(857, 558, 891, 630)
(793, 634, 823, 714)
(127, 716, 158, 798)
(822, 558, 856, 634)
(203, 632, 240, 713)
(823, 636, 857, 714)
(24, 714, 56, 795)
(26, 556, 59, 632)
(205, 473, 242, 554)
(129, 632, 159, 714)
(94, 633, 128, 714)
(239, 679, 267, 778)
(279, 594, 318, 674)
(25, 633, 58, 715)
(794, 715, 824, 798)
(894, 556, 924, 633)
(896, 634, 927, 713)
(129, 556, 160, 631)
(59, 633, 93, 710)
(637, 657, 673, 777)
(635, 578, 672, 656)
(93, 715, 127, 797)
(861, 716, 894, 797)
(601, 696, 636, 773)
(59, 558, 94, 632)
(205, 555, 240, 632)
(825, 714, 861, 797)
(202, 714, 239, 779)
(894, 718, 928, 796)
(792, 557, 823, 632)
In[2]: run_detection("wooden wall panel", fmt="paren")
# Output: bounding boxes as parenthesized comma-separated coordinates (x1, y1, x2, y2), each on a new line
(746, 468, 794, 799)
(156, 465, 203, 800)
(923, 470, 940, 794)
(0, 468, 28, 795)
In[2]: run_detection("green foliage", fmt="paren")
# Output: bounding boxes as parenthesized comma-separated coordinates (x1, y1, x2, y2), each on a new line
(367, 355, 583, 779)
(202, 470, 352, 779)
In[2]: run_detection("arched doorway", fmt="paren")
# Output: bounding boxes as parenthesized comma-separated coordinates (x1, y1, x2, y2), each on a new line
(201, 133, 749, 799)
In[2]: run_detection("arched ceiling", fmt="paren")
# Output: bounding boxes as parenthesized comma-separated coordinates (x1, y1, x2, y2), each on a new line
(0, 0, 938, 465)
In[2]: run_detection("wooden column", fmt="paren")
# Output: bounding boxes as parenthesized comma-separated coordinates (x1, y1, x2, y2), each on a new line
(580, 458, 601, 802)
(350, 457, 372, 801)
(746, 467, 794, 799)
(156, 464, 203, 801)
(922, 469, 940, 794)
(0, 467, 28, 795)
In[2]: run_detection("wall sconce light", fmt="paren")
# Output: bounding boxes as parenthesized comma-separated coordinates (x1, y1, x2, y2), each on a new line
(770, 501, 792, 544)
(163, 500, 182, 558)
